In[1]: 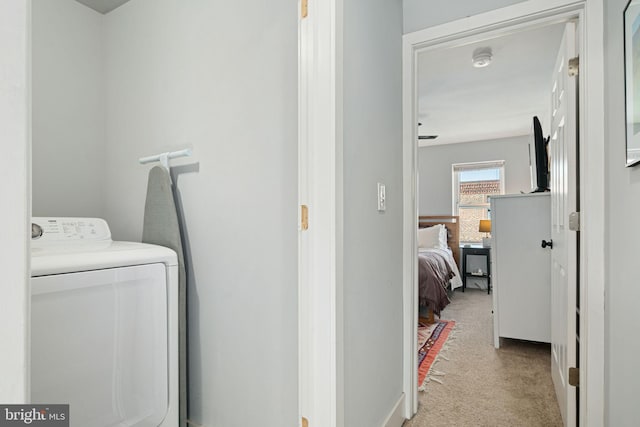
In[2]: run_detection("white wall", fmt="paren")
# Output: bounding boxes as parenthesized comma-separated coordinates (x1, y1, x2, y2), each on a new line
(403, 0, 527, 33)
(342, 0, 404, 426)
(604, 1, 640, 424)
(0, 0, 30, 404)
(32, 0, 105, 217)
(418, 135, 532, 215)
(103, 1, 298, 426)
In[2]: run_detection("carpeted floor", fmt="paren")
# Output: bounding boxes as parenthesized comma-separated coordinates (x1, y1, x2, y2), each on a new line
(404, 288, 563, 427)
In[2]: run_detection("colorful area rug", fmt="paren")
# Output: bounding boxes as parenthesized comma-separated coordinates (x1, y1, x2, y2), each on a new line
(417, 319, 455, 389)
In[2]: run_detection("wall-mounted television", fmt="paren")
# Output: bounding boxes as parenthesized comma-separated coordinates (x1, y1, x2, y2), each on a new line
(530, 116, 550, 192)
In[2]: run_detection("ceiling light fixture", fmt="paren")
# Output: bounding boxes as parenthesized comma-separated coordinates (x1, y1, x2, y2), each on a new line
(472, 47, 493, 68)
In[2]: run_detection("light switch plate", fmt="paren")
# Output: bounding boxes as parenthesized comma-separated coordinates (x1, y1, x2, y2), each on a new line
(377, 183, 386, 212)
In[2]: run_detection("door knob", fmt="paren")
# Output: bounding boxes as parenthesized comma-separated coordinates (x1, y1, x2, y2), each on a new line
(541, 239, 553, 249)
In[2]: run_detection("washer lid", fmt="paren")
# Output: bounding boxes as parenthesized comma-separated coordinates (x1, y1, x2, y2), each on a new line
(31, 218, 178, 276)
(32, 241, 178, 277)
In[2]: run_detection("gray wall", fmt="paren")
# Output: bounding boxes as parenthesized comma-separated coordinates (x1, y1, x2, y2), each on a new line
(403, 0, 526, 33)
(32, 0, 105, 217)
(604, 1, 640, 425)
(342, 0, 404, 426)
(102, 1, 298, 426)
(418, 136, 532, 215)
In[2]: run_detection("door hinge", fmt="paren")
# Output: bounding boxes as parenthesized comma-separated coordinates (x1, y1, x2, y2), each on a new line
(301, 205, 309, 230)
(569, 211, 580, 231)
(568, 367, 579, 387)
(301, 417, 309, 427)
(301, 0, 308, 18)
(568, 56, 579, 77)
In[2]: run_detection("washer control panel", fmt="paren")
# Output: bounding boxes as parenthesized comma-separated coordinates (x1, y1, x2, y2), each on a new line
(31, 218, 111, 242)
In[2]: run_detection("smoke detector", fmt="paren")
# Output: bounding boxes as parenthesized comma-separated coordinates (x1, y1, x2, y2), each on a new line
(472, 47, 493, 68)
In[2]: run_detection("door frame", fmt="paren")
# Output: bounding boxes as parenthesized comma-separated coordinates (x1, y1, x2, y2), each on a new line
(401, 0, 605, 424)
(0, 0, 31, 403)
(298, 1, 344, 426)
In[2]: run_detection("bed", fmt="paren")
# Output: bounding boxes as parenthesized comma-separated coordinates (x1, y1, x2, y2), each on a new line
(417, 216, 463, 317)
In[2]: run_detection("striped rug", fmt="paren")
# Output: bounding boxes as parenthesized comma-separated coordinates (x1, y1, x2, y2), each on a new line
(417, 319, 455, 389)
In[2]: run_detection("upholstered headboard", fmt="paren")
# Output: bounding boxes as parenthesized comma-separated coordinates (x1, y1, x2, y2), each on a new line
(418, 215, 460, 269)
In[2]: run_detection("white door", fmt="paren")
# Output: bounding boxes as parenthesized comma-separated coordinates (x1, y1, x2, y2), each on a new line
(549, 22, 578, 427)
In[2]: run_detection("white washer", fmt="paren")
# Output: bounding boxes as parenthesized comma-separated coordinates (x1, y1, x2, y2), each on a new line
(31, 217, 179, 427)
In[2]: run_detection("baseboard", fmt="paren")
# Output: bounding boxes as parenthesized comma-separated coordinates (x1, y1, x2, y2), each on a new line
(381, 393, 406, 427)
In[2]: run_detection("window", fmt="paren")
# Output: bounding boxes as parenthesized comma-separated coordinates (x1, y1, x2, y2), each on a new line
(452, 161, 505, 244)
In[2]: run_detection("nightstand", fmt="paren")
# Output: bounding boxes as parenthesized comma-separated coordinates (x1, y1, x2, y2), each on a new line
(461, 246, 491, 294)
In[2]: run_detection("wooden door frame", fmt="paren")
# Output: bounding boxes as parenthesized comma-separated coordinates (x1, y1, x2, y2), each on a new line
(401, 0, 605, 424)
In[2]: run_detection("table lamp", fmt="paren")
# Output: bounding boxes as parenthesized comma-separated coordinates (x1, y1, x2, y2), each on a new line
(479, 219, 492, 248)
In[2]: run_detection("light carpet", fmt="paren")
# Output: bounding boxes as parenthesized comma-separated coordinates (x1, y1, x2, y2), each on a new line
(404, 288, 563, 427)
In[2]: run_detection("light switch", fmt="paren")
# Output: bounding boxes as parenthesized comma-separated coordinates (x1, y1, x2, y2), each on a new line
(377, 183, 386, 212)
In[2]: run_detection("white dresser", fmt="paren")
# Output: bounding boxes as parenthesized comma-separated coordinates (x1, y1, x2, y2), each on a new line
(491, 193, 551, 348)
